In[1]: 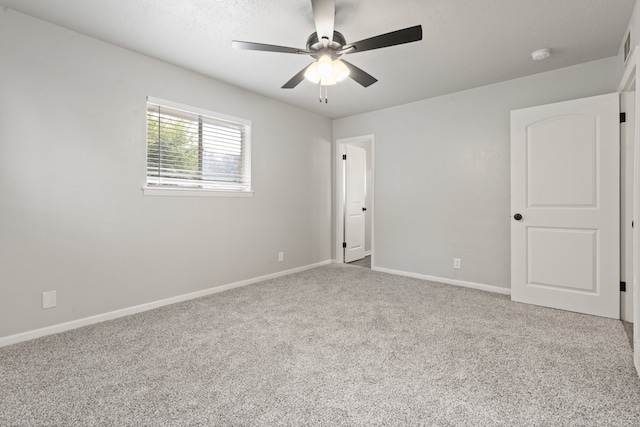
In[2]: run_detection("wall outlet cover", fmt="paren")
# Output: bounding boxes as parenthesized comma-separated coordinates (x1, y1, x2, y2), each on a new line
(42, 291, 57, 309)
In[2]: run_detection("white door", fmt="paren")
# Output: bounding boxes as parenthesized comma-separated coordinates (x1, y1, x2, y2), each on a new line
(344, 145, 366, 263)
(511, 93, 620, 319)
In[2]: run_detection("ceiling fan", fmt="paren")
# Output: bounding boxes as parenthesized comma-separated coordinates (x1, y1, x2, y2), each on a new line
(232, 0, 422, 98)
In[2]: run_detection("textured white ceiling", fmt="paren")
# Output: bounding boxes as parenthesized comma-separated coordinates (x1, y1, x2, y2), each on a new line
(1, 0, 635, 119)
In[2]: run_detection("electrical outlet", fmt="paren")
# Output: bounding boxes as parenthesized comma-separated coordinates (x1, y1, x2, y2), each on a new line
(42, 291, 57, 309)
(453, 258, 461, 269)
(278, 252, 284, 262)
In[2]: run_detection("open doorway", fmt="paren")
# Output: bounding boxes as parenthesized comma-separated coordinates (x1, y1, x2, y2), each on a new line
(335, 135, 374, 268)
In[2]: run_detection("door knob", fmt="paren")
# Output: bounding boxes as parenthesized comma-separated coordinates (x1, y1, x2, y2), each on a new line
(362, 207, 367, 211)
(514, 213, 523, 221)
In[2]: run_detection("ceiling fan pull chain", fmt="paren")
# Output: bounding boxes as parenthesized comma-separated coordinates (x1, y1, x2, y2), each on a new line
(325, 85, 328, 103)
(319, 82, 322, 103)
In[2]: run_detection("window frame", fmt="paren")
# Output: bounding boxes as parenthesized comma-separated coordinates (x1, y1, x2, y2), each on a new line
(143, 96, 253, 197)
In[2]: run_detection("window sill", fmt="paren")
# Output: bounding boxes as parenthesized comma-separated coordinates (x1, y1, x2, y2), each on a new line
(142, 187, 254, 198)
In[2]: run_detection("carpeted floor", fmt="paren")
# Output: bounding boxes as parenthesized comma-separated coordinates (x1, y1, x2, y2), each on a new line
(1, 264, 639, 426)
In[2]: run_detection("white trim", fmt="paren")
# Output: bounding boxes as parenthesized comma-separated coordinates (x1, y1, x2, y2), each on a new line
(373, 266, 511, 295)
(335, 135, 375, 267)
(0, 260, 332, 348)
(364, 251, 372, 256)
(142, 187, 254, 197)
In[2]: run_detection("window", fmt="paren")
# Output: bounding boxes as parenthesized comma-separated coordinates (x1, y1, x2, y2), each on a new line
(145, 97, 251, 195)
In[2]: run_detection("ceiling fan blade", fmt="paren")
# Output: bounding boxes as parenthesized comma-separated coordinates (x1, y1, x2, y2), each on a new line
(311, 0, 335, 43)
(343, 25, 423, 54)
(282, 64, 312, 89)
(232, 40, 309, 55)
(342, 60, 377, 87)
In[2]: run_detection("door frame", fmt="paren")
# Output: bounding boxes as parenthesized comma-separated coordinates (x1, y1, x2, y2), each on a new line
(619, 45, 640, 374)
(335, 135, 375, 266)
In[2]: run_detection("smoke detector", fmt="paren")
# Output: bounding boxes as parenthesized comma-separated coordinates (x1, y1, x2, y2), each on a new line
(531, 48, 551, 61)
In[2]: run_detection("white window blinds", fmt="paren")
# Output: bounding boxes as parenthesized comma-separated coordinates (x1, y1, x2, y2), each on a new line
(146, 97, 251, 192)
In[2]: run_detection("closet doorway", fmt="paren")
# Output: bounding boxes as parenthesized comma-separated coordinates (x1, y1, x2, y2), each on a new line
(336, 135, 374, 268)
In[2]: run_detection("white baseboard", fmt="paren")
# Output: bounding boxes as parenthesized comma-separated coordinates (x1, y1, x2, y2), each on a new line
(0, 260, 332, 348)
(365, 251, 372, 256)
(372, 266, 511, 295)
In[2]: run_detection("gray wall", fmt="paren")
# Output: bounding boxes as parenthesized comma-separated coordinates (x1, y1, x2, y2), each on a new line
(333, 58, 618, 288)
(0, 10, 332, 338)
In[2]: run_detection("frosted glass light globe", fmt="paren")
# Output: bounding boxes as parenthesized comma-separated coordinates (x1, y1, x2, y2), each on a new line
(317, 55, 334, 78)
(304, 62, 321, 84)
(332, 59, 349, 82)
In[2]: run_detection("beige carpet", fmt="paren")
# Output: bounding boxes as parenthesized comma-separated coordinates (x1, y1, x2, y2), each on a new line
(1, 264, 639, 426)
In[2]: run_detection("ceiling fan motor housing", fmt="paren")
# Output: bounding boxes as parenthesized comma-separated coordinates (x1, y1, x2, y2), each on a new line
(307, 31, 347, 59)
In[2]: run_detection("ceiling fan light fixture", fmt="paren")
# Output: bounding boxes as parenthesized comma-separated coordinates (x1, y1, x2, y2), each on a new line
(305, 58, 349, 86)
(316, 54, 334, 77)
